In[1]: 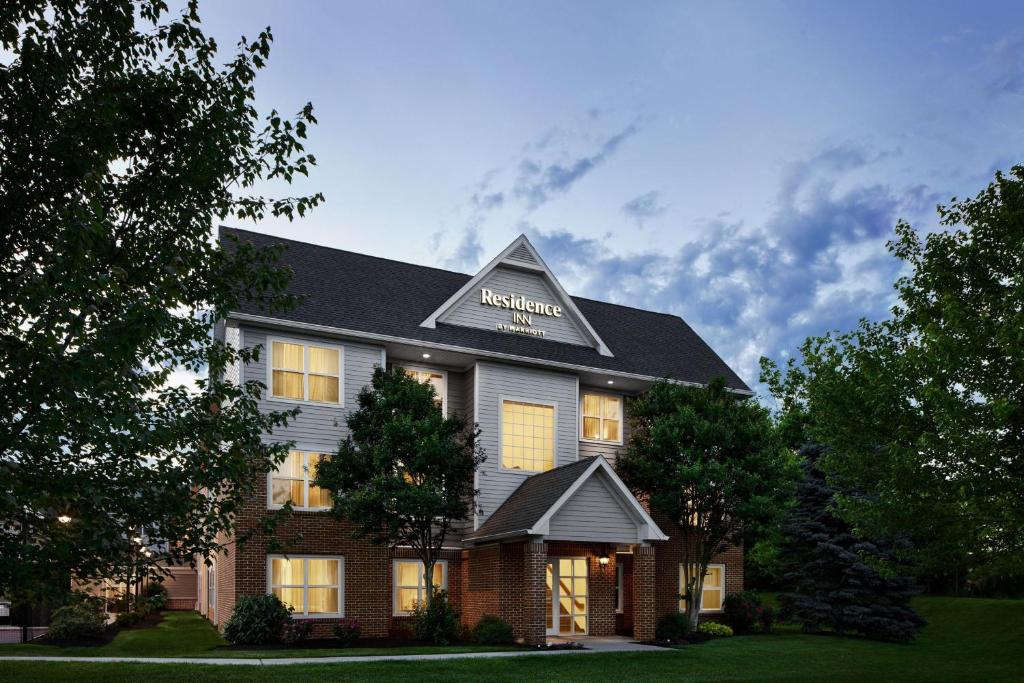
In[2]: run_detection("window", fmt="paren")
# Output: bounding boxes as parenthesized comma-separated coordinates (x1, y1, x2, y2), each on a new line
(501, 400, 555, 472)
(206, 563, 215, 613)
(403, 367, 446, 412)
(270, 339, 341, 403)
(615, 563, 624, 614)
(269, 556, 343, 617)
(392, 559, 447, 615)
(679, 564, 725, 612)
(581, 392, 622, 443)
(269, 450, 331, 510)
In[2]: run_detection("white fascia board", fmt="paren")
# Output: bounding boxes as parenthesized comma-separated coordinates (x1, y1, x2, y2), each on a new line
(225, 311, 756, 397)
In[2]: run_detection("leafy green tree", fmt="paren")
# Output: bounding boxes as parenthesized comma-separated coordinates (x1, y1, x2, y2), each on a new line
(779, 444, 926, 642)
(761, 165, 1024, 583)
(314, 366, 485, 608)
(617, 378, 799, 630)
(0, 0, 322, 603)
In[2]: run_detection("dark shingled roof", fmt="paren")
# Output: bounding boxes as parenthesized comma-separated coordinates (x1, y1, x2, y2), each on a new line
(221, 227, 749, 391)
(469, 458, 597, 539)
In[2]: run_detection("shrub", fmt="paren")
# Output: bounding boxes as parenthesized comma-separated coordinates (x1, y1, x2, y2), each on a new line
(145, 582, 168, 599)
(411, 590, 460, 645)
(697, 621, 733, 637)
(471, 614, 515, 644)
(115, 610, 141, 627)
(281, 619, 314, 645)
(759, 605, 777, 633)
(723, 590, 763, 635)
(49, 603, 106, 641)
(333, 617, 362, 646)
(655, 612, 689, 641)
(223, 593, 293, 645)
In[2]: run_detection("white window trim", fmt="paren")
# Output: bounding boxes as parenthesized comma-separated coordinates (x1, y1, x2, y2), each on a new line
(267, 448, 333, 512)
(579, 390, 624, 446)
(679, 563, 726, 613)
(392, 558, 448, 616)
(397, 364, 449, 416)
(615, 563, 624, 614)
(206, 559, 216, 615)
(265, 336, 345, 407)
(266, 554, 345, 619)
(498, 395, 558, 475)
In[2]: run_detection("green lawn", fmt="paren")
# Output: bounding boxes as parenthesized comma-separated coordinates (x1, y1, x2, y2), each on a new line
(0, 597, 1021, 682)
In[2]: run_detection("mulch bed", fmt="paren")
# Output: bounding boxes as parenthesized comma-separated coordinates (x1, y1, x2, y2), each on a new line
(217, 636, 508, 651)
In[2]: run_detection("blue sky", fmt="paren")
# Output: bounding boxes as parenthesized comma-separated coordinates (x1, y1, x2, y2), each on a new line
(195, 1, 1024, 396)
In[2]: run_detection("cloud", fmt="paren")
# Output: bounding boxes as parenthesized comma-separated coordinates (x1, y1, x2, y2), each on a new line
(526, 142, 941, 398)
(622, 190, 667, 227)
(986, 36, 1024, 96)
(442, 225, 484, 272)
(513, 122, 640, 209)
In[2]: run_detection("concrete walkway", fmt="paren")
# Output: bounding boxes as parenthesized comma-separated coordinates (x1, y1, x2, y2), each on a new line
(0, 638, 666, 666)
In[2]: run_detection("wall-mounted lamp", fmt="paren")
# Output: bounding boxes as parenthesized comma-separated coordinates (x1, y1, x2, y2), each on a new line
(598, 554, 610, 566)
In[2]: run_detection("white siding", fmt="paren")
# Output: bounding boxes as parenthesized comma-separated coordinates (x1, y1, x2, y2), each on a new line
(243, 325, 384, 452)
(439, 266, 590, 346)
(473, 362, 578, 527)
(547, 470, 641, 544)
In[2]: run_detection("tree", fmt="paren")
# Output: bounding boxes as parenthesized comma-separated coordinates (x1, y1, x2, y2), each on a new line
(617, 378, 799, 630)
(313, 366, 485, 608)
(0, 0, 322, 603)
(761, 165, 1024, 584)
(779, 444, 926, 642)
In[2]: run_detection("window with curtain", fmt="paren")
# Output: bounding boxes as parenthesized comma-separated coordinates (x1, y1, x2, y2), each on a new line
(581, 392, 622, 443)
(615, 563, 624, 614)
(501, 400, 555, 472)
(679, 564, 725, 612)
(392, 560, 446, 615)
(269, 450, 331, 510)
(403, 368, 445, 411)
(269, 556, 343, 616)
(271, 339, 341, 403)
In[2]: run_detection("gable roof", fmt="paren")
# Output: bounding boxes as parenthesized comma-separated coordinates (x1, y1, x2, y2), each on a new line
(220, 226, 750, 392)
(421, 234, 613, 357)
(468, 456, 667, 542)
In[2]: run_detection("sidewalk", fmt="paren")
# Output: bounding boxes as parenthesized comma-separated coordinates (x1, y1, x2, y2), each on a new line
(0, 639, 667, 666)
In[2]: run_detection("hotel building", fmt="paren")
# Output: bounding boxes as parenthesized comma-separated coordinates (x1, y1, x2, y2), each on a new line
(197, 228, 750, 644)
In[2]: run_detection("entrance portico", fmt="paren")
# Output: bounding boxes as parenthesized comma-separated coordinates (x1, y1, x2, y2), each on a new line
(465, 457, 666, 644)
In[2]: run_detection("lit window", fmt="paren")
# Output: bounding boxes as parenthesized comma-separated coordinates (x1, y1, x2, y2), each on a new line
(403, 368, 445, 411)
(679, 564, 725, 612)
(269, 556, 343, 617)
(393, 560, 447, 615)
(615, 563, 624, 614)
(502, 400, 555, 472)
(270, 450, 331, 510)
(271, 339, 341, 403)
(581, 393, 621, 443)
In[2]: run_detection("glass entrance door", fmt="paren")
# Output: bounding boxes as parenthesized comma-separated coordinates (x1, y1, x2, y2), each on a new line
(545, 557, 588, 636)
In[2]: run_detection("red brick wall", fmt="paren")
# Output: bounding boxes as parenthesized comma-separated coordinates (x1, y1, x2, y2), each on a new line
(461, 545, 499, 629)
(651, 511, 744, 621)
(163, 566, 198, 611)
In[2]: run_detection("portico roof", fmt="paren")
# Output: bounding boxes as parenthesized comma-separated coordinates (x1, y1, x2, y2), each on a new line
(467, 456, 668, 545)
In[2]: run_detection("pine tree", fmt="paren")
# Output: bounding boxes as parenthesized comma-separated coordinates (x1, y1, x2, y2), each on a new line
(779, 444, 926, 642)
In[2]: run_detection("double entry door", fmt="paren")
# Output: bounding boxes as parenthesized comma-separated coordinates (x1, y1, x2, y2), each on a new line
(545, 557, 588, 636)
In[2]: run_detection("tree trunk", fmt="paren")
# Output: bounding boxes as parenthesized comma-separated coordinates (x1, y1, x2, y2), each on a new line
(688, 580, 704, 632)
(423, 558, 435, 609)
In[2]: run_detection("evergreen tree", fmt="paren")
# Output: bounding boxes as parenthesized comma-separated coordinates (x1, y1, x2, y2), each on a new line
(779, 444, 926, 642)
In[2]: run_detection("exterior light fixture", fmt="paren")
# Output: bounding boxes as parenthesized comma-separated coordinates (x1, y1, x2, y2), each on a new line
(607, 380, 615, 385)
(599, 554, 610, 566)
(57, 515, 71, 524)
(422, 353, 431, 359)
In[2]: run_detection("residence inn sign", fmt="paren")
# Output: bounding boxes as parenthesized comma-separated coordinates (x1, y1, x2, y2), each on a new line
(480, 287, 561, 338)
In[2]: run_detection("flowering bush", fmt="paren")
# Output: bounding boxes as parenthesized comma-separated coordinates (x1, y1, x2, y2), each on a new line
(333, 617, 362, 646)
(281, 619, 314, 645)
(696, 621, 733, 637)
(723, 591, 769, 634)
